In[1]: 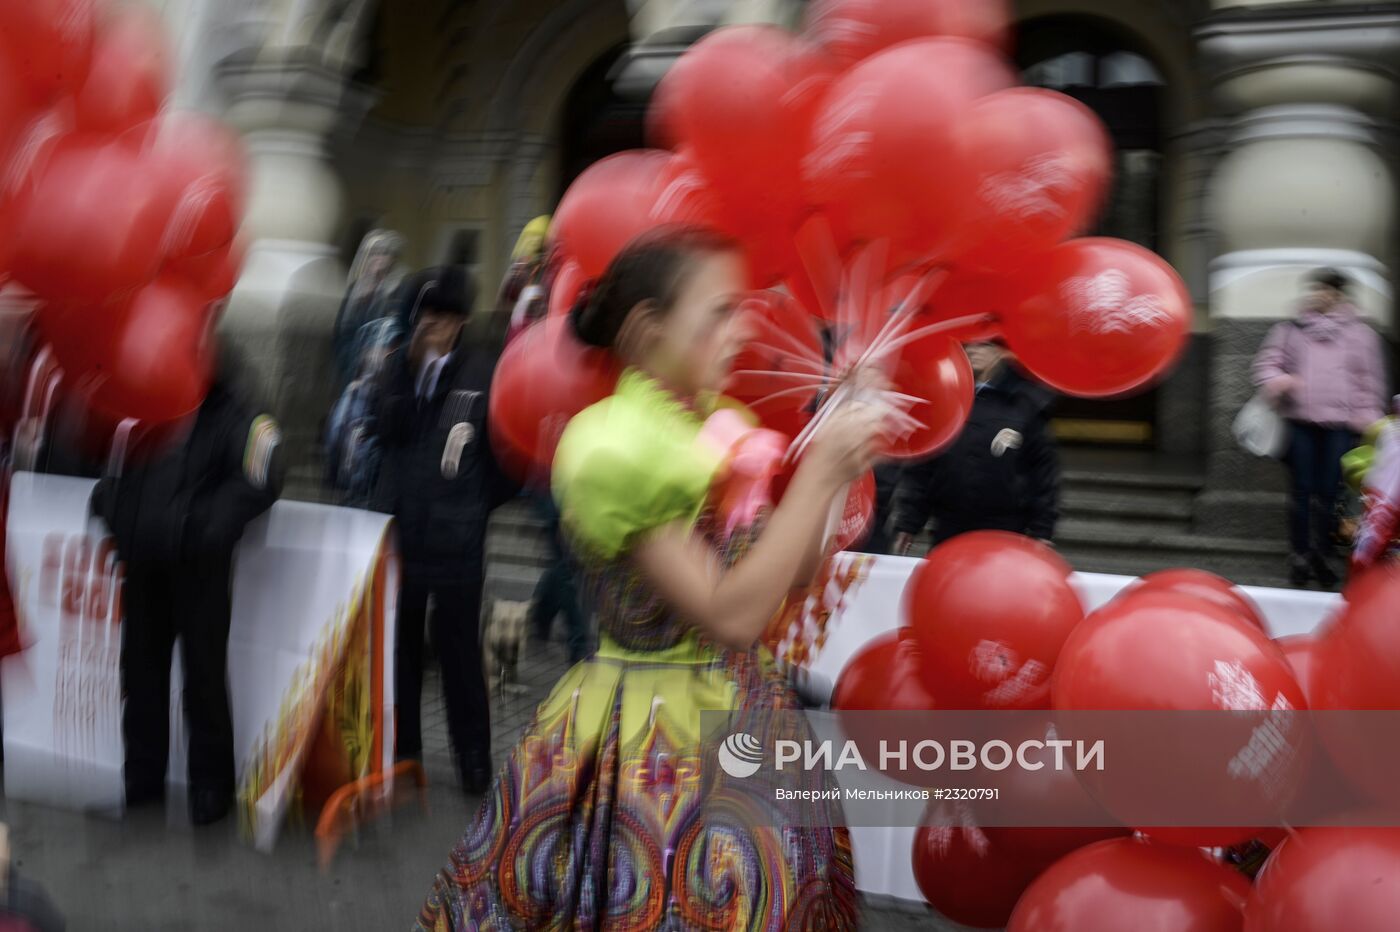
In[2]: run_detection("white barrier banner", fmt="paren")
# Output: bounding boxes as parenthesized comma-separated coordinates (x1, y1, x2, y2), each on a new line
(778, 552, 1343, 902)
(2, 472, 397, 850)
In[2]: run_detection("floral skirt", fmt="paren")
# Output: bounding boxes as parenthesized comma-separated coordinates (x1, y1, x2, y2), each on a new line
(413, 632, 856, 931)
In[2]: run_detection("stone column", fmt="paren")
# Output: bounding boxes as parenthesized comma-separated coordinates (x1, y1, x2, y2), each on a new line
(215, 59, 377, 495)
(1156, 119, 1228, 458)
(1194, 6, 1400, 538)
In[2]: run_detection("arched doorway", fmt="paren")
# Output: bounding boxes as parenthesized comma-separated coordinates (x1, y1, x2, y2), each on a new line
(1017, 15, 1168, 446)
(557, 43, 646, 199)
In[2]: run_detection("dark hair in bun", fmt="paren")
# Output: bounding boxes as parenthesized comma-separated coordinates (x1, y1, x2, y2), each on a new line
(570, 226, 740, 350)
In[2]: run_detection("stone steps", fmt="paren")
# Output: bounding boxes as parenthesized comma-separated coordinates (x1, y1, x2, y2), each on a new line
(1060, 488, 1195, 527)
(1054, 518, 1295, 588)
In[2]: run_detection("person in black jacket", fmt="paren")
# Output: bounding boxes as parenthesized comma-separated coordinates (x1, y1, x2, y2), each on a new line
(892, 340, 1059, 554)
(373, 266, 515, 794)
(90, 351, 284, 826)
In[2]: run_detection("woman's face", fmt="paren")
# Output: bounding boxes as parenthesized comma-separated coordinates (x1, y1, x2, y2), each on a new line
(648, 251, 750, 397)
(1306, 283, 1343, 313)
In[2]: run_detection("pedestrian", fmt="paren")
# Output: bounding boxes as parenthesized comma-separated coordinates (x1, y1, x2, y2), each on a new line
(891, 339, 1059, 554)
(413, 227, 869, 930)
(372, 266, 516, 794)
(496, 216, 553, 349)
(325, 316, 403, 507)
(1252, 267, 1388, 587)
(525, 493, 589, 663)
(333, 229, 406, 384)
(89, 348, 283, 826)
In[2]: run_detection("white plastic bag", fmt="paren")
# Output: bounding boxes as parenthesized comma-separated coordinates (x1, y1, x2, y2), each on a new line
(1233, 392, 1290, 458)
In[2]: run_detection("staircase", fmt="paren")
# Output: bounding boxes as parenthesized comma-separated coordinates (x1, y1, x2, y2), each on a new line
(1053, 449, 1293, 588)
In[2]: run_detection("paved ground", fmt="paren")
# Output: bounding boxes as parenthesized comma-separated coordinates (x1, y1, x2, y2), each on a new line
(3, 632, 960, 931)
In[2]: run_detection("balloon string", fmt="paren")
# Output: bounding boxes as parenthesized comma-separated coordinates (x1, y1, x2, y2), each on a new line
(842, 242, 881, 351)
(737, 339, 828, 373)
(792, 214, 843, 321)
(744, 302, 828, 365)
(859, 239, 892, 350)
(727, 369, 829, 385)
(847, 266, 949, 375)
(746, 383, 829, 410)
(867, 314, 995, 361)
(787, 381, 849, 464)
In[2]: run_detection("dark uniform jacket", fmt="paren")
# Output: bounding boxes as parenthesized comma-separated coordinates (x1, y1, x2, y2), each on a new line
(892, 364, 1059, 544)
(372, 346, 516, 583)
(90, 377, 284, 569)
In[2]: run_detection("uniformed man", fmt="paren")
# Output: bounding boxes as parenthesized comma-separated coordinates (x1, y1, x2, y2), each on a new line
(373, 266, 515, 794)
(90, 350, 283, 825)
(891, 340, 1060, 553)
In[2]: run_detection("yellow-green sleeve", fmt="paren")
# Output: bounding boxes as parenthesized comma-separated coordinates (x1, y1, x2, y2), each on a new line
(552, 390, 720, 561)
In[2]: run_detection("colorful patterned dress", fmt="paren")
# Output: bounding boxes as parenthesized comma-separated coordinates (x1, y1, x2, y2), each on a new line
(414, 370, 856, 931)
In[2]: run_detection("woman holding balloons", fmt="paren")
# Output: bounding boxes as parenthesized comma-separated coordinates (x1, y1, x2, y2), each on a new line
(414, 228, 883, 930)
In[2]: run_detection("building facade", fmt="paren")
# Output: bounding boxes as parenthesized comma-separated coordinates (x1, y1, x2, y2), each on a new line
(149, 0, 1400, 564)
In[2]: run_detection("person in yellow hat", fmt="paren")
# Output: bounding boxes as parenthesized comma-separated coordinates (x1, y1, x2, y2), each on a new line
(497, 216, 553, 347)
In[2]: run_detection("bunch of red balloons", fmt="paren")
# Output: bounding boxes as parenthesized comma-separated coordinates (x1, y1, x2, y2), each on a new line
(1, 0, 247, 436)
(489, 0, 1193, 484)
(833, 528, 1400, 929)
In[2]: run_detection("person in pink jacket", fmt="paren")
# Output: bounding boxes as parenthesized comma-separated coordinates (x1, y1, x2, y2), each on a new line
(1252, 267, 1389, 587)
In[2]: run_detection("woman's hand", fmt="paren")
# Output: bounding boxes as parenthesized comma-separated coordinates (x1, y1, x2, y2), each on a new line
(802, 403, 888, 488)
(1263, 374, 1299, 404)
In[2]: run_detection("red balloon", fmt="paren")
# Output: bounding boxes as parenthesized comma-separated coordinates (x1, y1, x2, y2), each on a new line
(552, 150, 727, 279)
(74, 4, 170, 135)
(905, 268, 1011, 343)
(1307, 566, 1400, 804)
(875, 326, 975, 460)
(0, 0, 96, 104)
(1007, 837, 1251, 932)
(1127, 568, 1268, 633)
(547, 258, 586, 319)
(144, 112, 249, 259)
(0, 56, 41, 183)
(769, 464, 874, 553)
(805, 39, 1014, 266)
(952, 88, 1114, 270)
(167, 238, 246, 301)
(724, 290, 823, 439)
(653, 26, 831, 244)
(1245, 827, 1400, 931)
(80, 275, 216, 423)
(1000, 237, 1191, 398)
(832, 627, 936, 711)
(34, 294, 126, 378)
(1274, 634, 1317, 703)
(833, 468, 875, 552)
(1052, 589, 1309, 847)
(488, 315, 621, 482)
(981, 722, 1132, 862)
(913, 822, 1045, 929)
(805, 0, 1012, 65)
(10, 136, 173, 303)
(906, 532, 1082, 710)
